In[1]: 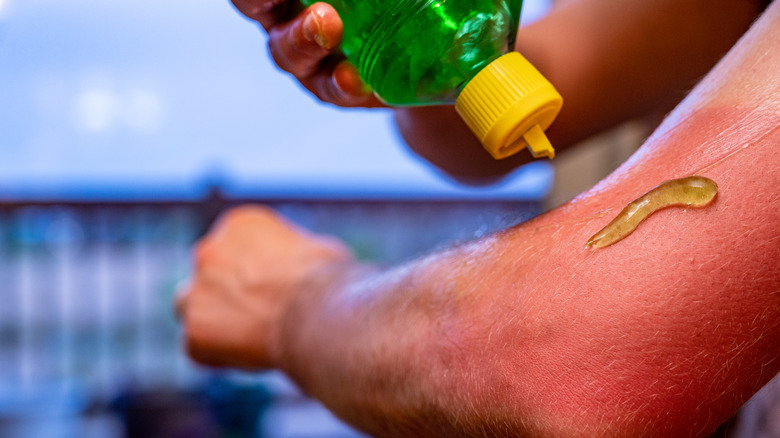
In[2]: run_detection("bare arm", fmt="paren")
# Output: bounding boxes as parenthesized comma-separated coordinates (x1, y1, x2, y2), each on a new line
(395, 0, 766, 183)
(183, 3, 780, 436)
(232, 0, 766, 184)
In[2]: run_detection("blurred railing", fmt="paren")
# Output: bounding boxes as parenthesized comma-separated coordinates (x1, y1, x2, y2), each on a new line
(0, 196, 542, 438)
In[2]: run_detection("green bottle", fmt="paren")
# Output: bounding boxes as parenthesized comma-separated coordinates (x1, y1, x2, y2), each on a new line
(303, 0, 563, 159)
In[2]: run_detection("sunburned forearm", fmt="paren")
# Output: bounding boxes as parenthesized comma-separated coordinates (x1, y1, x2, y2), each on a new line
(280, 125, 780, 437)
(278, 258, 473, 436)
(274, 4, 780, 437)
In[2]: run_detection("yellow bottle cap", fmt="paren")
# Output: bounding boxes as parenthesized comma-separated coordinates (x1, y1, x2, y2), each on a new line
(455, 52, 563, 160)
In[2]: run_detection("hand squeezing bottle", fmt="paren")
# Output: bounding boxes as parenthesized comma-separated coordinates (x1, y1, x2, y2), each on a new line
(301, 0, 563, 159)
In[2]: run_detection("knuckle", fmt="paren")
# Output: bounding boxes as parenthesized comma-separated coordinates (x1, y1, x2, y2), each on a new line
(231, 0, 283, 22)
(220, 205, 274, 228)
(183, 322, 217, 364)
(312, 73, 354, 106)
(193, 239, 218, 269)
(231, 204, 271, 218)
(267, 32, 289, 68)
(184, 334, 209, 364)
(231, 0, 264, 21)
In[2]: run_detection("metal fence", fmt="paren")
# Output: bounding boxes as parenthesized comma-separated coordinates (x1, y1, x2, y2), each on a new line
(0, 198, 541, 438)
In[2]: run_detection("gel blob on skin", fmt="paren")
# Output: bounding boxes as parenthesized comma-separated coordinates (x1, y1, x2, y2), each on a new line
(586, 176, 719, 249)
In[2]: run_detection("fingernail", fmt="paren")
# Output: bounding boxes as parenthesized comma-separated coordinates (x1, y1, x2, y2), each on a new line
(303, 11, 329, 49)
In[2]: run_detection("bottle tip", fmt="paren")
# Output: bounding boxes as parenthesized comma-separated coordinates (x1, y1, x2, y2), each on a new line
(455, 52, 562, 161)
(523, 124, 555, 159)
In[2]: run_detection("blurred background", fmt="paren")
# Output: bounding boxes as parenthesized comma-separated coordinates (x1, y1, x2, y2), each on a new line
(2, 0, 772, 437)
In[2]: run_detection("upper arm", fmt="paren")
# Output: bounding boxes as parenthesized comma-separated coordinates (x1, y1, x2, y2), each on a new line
(517, 0, 767, 149)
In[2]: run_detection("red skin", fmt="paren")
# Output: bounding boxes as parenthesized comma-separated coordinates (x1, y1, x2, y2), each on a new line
(182, 2, 780, 436)
(448, 106, 780, 435)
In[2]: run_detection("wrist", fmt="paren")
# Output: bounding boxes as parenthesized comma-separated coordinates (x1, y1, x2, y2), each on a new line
(268, 256, 358, 372)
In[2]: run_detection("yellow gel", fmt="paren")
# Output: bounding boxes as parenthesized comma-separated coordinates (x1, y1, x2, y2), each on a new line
(586, 176, 718, 248)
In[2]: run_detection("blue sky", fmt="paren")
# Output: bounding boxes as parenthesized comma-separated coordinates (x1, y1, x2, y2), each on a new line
(0, 0, 552, 199)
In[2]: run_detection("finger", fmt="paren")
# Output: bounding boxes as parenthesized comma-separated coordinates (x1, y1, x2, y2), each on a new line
(265, 4, 384, 107)
(300, 59, 386, 107)
(184, 331, 231, 368)
(231, 0, 299, 31)
(268, 3, 343, 78)
(185, 335, 266, 370)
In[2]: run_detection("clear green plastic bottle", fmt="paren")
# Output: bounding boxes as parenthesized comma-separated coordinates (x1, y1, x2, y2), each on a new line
(303, 0, 563, 160)
(303, 0, 522, 105)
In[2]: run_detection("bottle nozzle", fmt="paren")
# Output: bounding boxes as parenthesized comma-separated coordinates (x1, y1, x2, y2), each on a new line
(523, 124, 555, 159)
(455, 52, 562, 161)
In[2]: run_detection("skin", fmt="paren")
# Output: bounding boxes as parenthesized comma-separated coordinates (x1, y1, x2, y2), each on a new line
(585, 176, 719, 248)
(179, 2, 780, 437)
(230, 0, 766, 184)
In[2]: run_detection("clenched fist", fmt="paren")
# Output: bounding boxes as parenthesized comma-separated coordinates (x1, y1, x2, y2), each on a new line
(177, 205, 353, 369)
